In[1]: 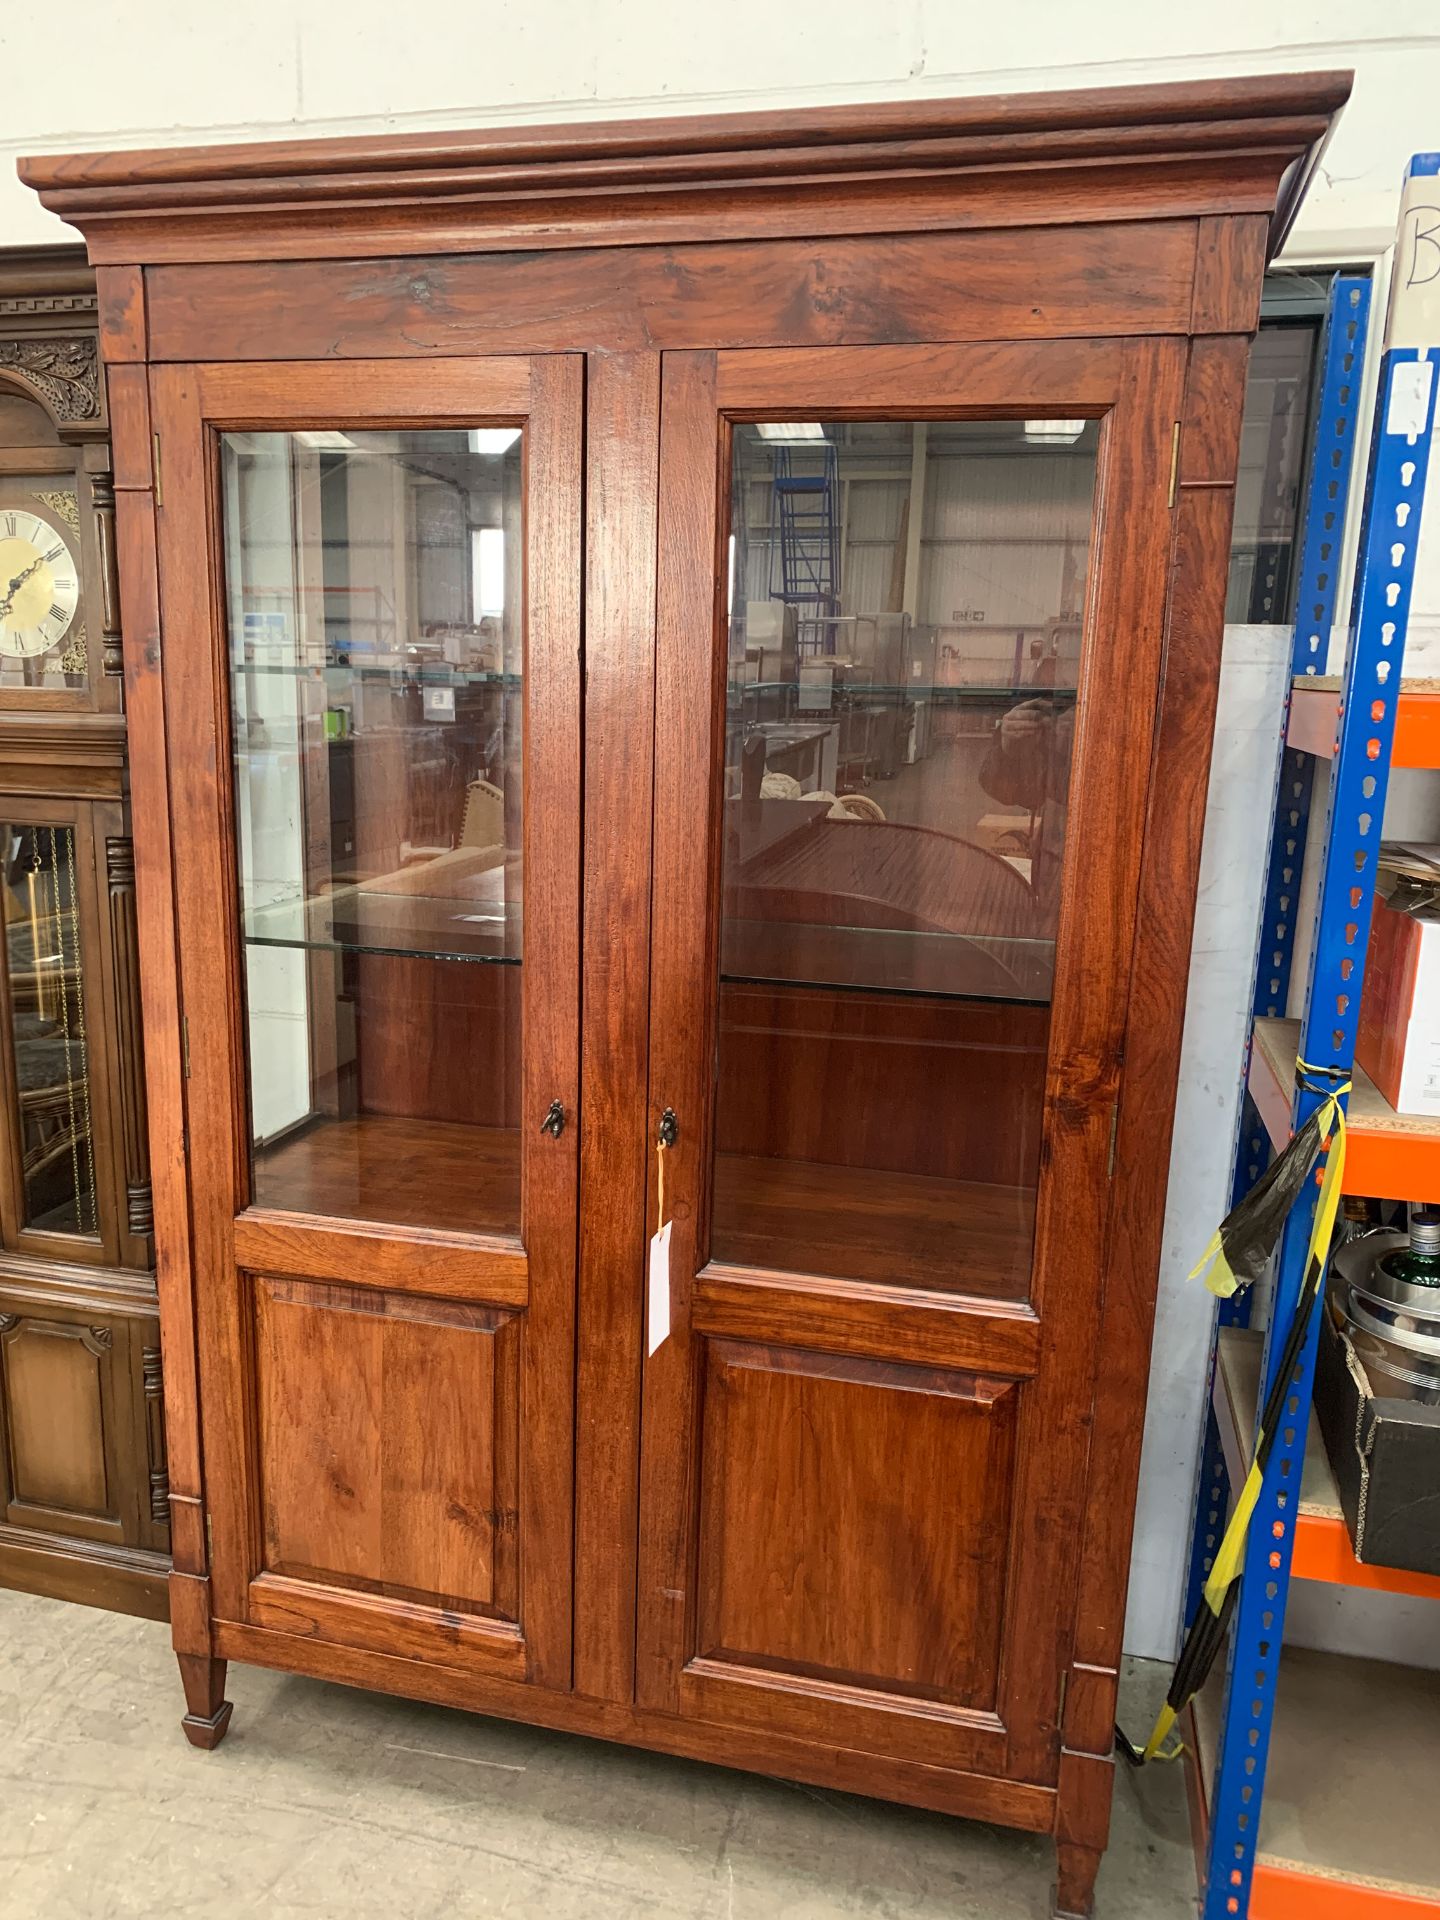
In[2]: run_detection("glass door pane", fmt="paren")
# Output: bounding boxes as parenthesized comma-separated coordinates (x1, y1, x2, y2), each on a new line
(1, 820, 97, 1236)
(222, 427, 524, 1237)
(715, 417, 1098, 1300)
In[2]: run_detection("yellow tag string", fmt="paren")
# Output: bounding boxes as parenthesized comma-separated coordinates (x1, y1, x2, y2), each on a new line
(657, 1140, 668, 1230)
(1200, 1073, 1348, 1613)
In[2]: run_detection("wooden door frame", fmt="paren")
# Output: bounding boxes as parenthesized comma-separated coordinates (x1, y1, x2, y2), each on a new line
(636, 335, 1186, 1781)
(148, 354, 582, 1689)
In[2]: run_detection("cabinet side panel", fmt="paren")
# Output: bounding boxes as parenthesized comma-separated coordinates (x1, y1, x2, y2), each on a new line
(112, 348, 203, 1590)
(1070, 336, 1250, 1694)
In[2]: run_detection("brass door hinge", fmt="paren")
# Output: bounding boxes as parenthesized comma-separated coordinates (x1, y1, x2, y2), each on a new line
(1167, 421, 1181, 508)
(152, 431, 163, 506)
(1107, 1099, 1120, 1179)
(181, 1014, 191, 1079)
(205, 1509, 213, 1561)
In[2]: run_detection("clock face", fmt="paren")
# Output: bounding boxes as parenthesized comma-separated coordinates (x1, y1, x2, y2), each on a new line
(0, 510, 79, 660)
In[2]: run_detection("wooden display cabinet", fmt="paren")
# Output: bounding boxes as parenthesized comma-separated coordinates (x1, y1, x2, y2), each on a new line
(0, 248, 167, 1619)
(22, 74, 1348, 1915)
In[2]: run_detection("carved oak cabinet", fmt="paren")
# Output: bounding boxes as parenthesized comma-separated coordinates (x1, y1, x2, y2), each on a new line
(0, 247, 168, 1619)
(23, 74, 1346, 1916)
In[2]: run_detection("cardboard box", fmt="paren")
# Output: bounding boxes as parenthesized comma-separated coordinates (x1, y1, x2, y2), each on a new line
(1314, 1295, 1440, 1578)
(1356, 879, 1440, 1118)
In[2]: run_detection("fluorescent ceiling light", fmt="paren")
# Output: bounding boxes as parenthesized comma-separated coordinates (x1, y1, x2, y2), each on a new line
(756, 422, 827, 442)
(1023, 419, 1087, 444)
(295, 430, 358, 450)
(469, 428, 522, 455)
(472, 527, 506, 620)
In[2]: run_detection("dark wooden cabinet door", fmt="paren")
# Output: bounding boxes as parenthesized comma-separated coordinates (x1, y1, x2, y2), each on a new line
(152, 357, 581, 1687)
(636, 338, 1184, 1781)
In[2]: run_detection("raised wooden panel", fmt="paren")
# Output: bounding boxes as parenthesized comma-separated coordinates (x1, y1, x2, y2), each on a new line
(695, 1341, 1018, 1711)
(1, 1313, 112, 1517)
(0, 1269, 168, 1611)
(252, 1273, 518, 1619)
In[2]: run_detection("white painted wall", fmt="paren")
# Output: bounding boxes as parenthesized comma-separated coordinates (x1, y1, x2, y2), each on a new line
(4, 1, 1439, 1661)
(0, 4, 1436, 255)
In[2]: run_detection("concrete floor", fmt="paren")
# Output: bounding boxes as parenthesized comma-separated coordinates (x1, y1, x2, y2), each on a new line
(0, 1587, 1196, 1918)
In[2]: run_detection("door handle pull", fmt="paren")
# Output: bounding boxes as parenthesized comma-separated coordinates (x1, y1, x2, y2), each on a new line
(539, 1099, 566, 1138)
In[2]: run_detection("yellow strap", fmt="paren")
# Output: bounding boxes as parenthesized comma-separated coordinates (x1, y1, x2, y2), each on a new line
(1134, 1073, 1352, 1764)
(1199, 1078, 1348, 1612)
(1203, 1451, 1265, 1609)
(657, 1140, 668, 1229)
(1302, 1074, 1350, 1267)
(1141, 1702, 1185, 1765)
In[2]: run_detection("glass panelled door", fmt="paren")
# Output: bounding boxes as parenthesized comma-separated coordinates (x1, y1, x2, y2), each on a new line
(0, 797, 126, 1266)
(155, 359, 580, 1685)
(0, 811, 101, 1245)
(637, 340, 1184, 1777)
(715, 415, 1097, 1302)
(225, 427, 525, 1238)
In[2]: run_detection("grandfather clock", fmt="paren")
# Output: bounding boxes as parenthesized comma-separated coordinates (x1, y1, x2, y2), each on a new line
(0, 245, 167, 1618)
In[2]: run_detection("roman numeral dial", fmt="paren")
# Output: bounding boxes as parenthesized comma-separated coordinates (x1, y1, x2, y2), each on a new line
(0, 507, 80, 660)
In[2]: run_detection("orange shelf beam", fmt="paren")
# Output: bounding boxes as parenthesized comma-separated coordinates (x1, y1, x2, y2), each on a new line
(1288, 681, 1440, 770)
(1252, 1860, 1440, 1919)
(1289, 1511, 1440, 1604)
(1184, 1687, 1440, 1920)
(1250, 1018, 1440, 1204)
(1214, 1328, 1440, 1605)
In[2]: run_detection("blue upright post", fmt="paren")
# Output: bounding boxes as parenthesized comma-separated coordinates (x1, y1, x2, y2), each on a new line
(1180, 272, 1373, 1632)
(1202, 160, 1440, 1919)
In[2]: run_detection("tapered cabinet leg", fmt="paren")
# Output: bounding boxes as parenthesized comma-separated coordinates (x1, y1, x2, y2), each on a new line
(1053, 1839, 1103, 1918)
(177, 1652, 233, 1750)
(1053, 1839, 1103, 1919)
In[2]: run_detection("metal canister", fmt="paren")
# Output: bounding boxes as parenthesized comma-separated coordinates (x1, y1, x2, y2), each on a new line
(1332, 1227, 1440, 1404)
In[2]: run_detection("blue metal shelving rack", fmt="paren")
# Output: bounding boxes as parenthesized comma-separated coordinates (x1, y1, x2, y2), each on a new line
(1186, 162, 1440, 1920)
(1182, 270, 1374, 1632)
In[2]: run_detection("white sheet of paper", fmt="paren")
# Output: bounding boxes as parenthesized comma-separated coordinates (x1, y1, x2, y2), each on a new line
(1387, 359, 1434, 440)
(647, 1220, 673, 1356)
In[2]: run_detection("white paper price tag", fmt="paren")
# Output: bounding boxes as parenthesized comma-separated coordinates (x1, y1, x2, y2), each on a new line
(647, 1219, 673, 1356)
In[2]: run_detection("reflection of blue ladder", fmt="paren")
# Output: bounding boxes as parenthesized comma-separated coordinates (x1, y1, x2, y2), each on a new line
(769, 445, 840, 654)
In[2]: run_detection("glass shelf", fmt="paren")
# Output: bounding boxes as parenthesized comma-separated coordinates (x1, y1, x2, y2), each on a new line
(720, 918, 1055, 1004)
(237, 661, 521, 686)
(243, 883, 519, 967)
(730, 681, 1078, 703)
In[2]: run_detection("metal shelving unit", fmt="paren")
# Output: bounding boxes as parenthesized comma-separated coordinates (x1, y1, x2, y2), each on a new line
(1183, 162, 1440, 1920)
